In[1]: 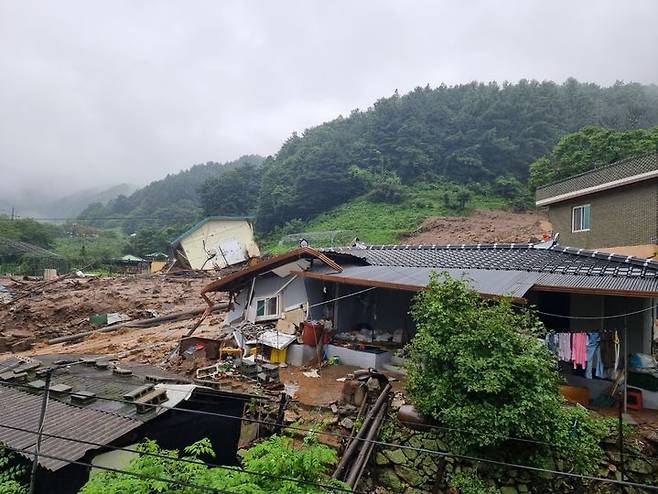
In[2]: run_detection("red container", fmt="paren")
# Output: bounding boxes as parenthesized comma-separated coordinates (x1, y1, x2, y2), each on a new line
(302, 321, 323, 346)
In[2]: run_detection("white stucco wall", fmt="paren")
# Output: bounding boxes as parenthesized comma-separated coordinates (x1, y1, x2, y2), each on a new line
(179, 220, 260, 270)
(224, 274, 310, 325)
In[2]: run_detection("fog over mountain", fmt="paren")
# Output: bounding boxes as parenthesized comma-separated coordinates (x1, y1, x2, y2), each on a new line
(1, 0, 657, 205)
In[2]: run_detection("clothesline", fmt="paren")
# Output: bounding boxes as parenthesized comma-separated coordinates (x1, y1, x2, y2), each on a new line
(515, 304, 657, 320)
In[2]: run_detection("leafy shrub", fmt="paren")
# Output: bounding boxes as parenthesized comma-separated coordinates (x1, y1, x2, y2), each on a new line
(448, 470, 500, 494)
(404, 273, 614, 477)
(79, 435, 348, 493)
(0, 447, 28, 494)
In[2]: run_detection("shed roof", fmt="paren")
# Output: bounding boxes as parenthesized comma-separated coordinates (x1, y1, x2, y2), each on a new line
(171, 216, 255, 246)
(201, 246, 346, 295)
(297, 265, 542, 299)
(0, 385, 141, 471)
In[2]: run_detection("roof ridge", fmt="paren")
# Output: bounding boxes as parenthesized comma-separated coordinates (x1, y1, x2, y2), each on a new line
(535, 151, 658, 190)
(549, 244, 658, 269)
(332, 243, 537, 251)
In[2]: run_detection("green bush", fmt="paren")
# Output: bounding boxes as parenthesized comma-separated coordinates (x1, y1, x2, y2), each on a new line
(404, 273, 615, 478)
(79, 435, 348, 493)
(0, 447, 28, 494)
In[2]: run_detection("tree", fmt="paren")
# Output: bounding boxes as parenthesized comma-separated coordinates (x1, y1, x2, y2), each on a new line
(198, 163, 261, 216)
(529, 125, 658, 188)
(404, 273, 614, 478)
(79, 435, 348, 494)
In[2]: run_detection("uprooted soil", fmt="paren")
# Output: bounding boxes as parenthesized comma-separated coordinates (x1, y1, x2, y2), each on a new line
(405, 209, 552, 245)
(0, 273, 228, 362)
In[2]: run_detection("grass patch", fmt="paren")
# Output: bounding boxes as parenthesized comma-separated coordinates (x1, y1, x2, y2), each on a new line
(263, 184, 508, 251)
(53, 229, 126, 261)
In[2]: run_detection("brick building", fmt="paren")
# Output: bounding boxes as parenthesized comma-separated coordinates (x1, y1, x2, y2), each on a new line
(536, 153, 658, 258)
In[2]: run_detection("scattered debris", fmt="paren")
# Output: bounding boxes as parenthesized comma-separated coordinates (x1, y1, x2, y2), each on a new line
(302, 369, 320, 378)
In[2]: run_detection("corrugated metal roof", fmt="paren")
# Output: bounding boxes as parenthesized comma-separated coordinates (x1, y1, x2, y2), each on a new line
(300, 265, 543, 298)
(0, 385, 141, 471)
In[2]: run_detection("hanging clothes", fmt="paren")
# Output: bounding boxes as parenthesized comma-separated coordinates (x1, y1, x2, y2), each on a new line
(572, 332, 588, 369)
(585, 332, 604, 379)
(545, 332, 558, 354)
(600, 331, 616, 368)
(558, 333, 571, 361)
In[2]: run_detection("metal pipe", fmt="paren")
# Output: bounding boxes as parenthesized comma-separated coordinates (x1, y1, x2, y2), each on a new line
(346, 394, 390, 488)
(333, 382, 391, 479)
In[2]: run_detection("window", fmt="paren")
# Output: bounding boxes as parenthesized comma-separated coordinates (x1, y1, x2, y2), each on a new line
(255, 296, 280, 321)
(572, 204, 591, 232)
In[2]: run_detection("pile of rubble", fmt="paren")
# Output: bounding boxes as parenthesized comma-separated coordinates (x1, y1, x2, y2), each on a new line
(0, 274, 218, 356)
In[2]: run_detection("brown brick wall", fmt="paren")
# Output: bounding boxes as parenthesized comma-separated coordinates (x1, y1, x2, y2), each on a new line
(548, 180, 658, 249)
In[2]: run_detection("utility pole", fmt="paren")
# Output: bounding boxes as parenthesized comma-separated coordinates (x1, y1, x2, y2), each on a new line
(29, 370, 52, 494)
(10, 207, 15, 221)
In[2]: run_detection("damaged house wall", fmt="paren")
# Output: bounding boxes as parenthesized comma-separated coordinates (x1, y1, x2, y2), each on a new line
(225, 274, 310, 325)
(172, 217, 260, 271)
(334, 285, 414, 336)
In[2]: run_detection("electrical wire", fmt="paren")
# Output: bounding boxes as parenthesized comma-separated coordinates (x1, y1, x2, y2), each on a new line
(398, 420, 658, 463)
(0, 422, 359, 494)
(30, 363, 658, 463)
(515, 302, 658, 320)
(4, 371, 658, 463)
(0, 444, 241, 493)
(1, 378, 657, 491)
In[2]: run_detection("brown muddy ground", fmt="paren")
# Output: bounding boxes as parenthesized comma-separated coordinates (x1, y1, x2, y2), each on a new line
(406, 209, 552, 245)
(0, 273, 228, 363)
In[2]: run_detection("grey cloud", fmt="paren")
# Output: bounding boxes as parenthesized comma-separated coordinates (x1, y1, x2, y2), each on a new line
(1, 0, 657, 201)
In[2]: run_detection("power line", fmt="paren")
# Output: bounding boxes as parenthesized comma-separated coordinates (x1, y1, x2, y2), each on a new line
(0, 444, 238, 493)
(517, 303, 658, 320)
(398, 419, 658, 463)
(33, 367, 658, 463)
(3, 372, 655, 462)
(0, 422, 359, 494)
(1, 378, 656, 491)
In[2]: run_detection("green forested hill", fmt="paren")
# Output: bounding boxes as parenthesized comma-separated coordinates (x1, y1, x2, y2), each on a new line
(256, 79, 658, 232)
(78, 154, 264, 232)
(76, 79, 658, 248)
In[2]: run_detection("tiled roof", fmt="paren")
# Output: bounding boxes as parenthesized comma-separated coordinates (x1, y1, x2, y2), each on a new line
(535, 153, 658, 203)
(324, 243, 658, 279)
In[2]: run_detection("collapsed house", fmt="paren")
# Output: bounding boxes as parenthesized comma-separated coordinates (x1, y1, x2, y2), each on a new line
(0, 355, 252, 494)
(201, 241, 658, 410)
(170, 216, 260, 271)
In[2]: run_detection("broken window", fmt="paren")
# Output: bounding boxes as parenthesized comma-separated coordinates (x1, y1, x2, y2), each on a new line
(255, 296, 280, 321)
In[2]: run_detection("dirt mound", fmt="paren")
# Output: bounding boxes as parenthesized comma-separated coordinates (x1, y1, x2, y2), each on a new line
(0, 274, 217, 351)
(406, 209, 552, 245)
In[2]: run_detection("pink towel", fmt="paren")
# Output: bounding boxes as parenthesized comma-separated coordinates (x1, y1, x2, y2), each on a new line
(572, 333, 588, 369)
(558, 333, 571, 361)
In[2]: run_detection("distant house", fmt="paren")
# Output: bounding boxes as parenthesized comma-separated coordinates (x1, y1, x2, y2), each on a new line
(170, 216, 260, 271)
(535, 153, 658, 257)
(113, 254, 149, 274)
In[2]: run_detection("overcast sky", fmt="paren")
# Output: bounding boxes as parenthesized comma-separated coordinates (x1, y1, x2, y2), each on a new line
(1, 0, 657, 202)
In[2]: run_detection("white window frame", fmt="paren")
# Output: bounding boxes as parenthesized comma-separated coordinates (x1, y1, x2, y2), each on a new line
(254, 295, 280, 321)
(572, 204, 591, 233)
